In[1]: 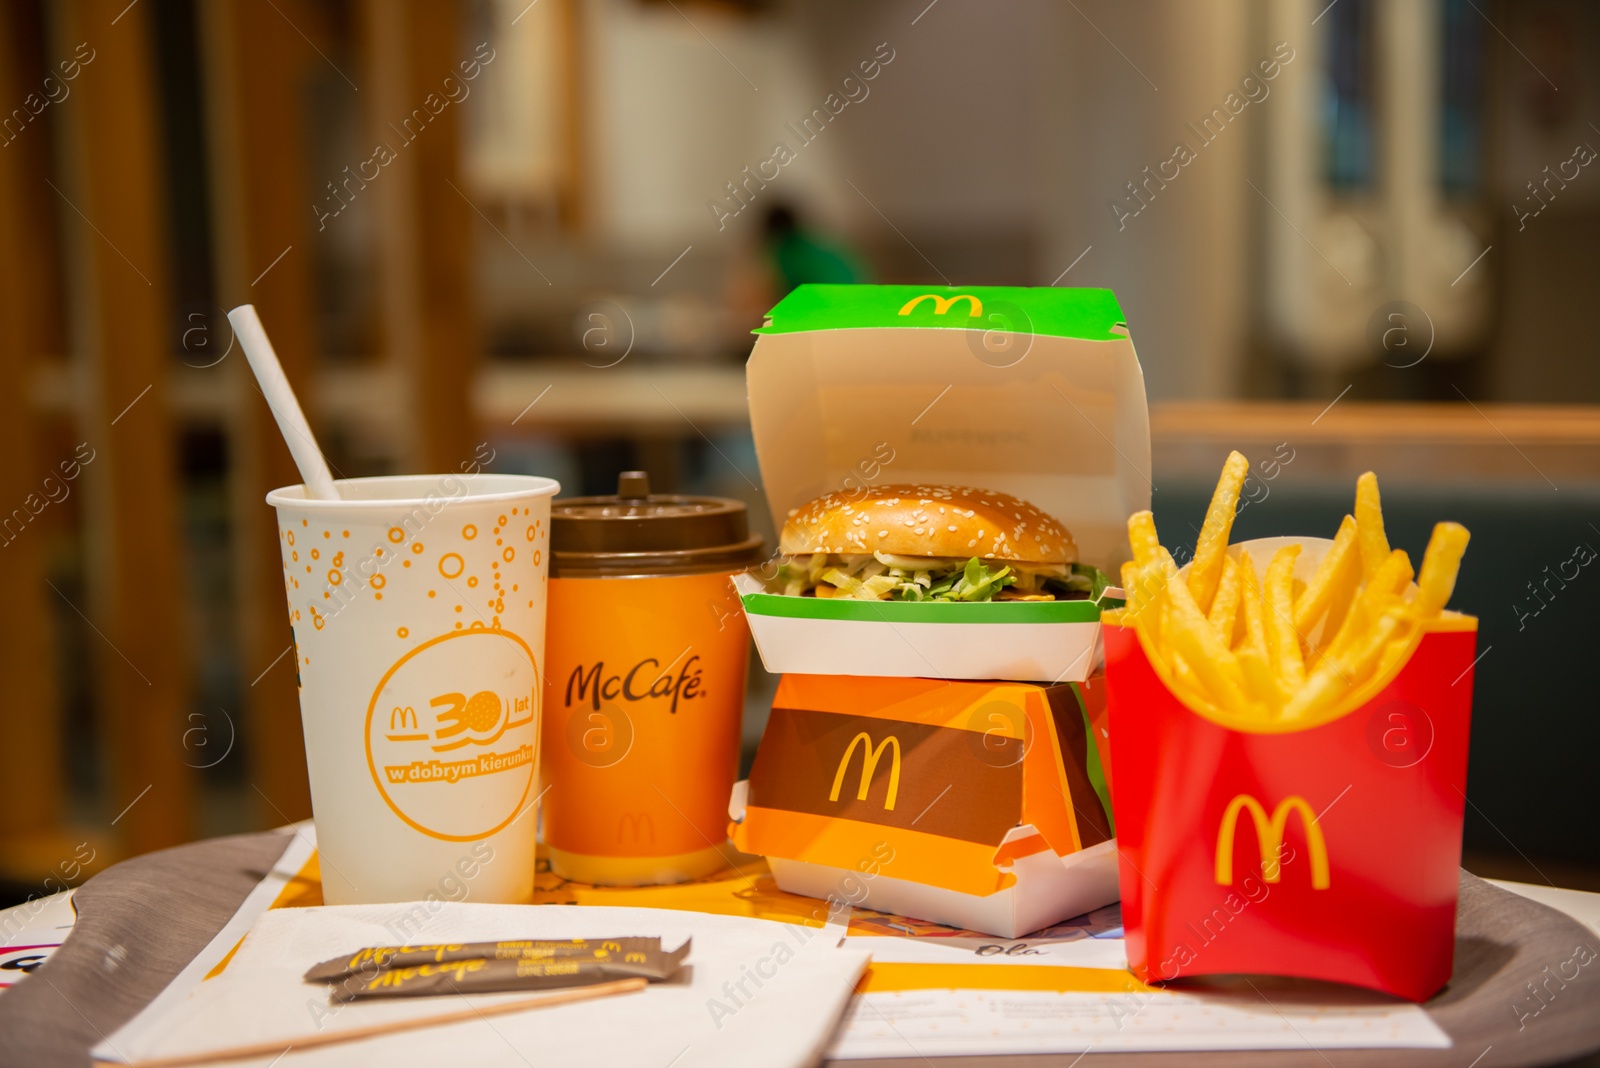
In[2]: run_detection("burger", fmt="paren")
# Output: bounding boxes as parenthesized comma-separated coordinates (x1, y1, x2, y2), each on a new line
(770, 484, 1100, 602)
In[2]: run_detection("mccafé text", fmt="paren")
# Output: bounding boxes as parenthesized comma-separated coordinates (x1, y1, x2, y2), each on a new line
(565, 655, 705, 715)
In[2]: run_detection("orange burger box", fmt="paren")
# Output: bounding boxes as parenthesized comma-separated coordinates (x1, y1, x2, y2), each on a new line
(730, 673, 1120, 938)
(1104, 537, 1479, 1002)
(733, 284, 1149, 682)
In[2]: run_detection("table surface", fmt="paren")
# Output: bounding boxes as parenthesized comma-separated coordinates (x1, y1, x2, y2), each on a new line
(1, 828, 1597, 1068)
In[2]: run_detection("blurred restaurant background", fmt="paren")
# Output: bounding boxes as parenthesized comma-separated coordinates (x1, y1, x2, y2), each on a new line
(1, 0, 1598, 904)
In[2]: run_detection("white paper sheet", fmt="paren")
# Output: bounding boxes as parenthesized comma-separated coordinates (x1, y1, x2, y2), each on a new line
(100, 903, 869, 1068)
(829, 927, 1451, 1059)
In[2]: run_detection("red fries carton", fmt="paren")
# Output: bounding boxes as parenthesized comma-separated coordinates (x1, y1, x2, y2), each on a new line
(1103, 538, 1479, 1002)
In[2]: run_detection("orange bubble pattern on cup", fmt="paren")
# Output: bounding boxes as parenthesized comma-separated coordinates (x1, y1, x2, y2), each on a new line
(278, 509, 548, 663)
(276, 506, 552, 843)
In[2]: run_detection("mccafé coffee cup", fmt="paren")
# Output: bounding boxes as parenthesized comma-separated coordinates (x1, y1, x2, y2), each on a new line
(540, 471, 762, 885)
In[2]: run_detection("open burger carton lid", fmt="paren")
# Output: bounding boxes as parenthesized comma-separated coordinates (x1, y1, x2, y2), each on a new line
(736, 284, 1150, 682)
(729, 673, 1121, 939)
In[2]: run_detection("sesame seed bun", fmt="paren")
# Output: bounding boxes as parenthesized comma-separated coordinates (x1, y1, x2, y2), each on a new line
(779, 484, 1077, 563)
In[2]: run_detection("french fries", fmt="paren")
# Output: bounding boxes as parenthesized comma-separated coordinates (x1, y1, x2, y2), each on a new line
(1263, 545, 1306, 692)
(1237, 646, 1285, 715)
(1355, 472, 1390, 580)
(1115, 460, 1470, 723)
(1235, 549, 1266, 661)
(1294, 514, 1358, 636)
(1187, 450, 1249, 613)
(1160, 549, 1251, 710)
(1414, 522, 1470, 617)
(1323, 548, 1413, 666)
(1128, 510, 1162, 568)
(1207, 555, 1241, 644)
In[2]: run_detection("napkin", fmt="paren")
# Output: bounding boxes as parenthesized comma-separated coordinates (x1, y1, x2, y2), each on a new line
(101, 903, 870, 1068)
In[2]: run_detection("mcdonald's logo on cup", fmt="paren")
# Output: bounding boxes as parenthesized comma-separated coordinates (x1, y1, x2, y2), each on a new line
(1214, 794, 1330, 890)
(616, 812, 655, 843)
(898, 293, 982, 318)
(829, 732, 901, 810)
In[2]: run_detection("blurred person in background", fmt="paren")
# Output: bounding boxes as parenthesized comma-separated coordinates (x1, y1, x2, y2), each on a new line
(762, 203, 867, 291)
(725, 201, 868, 348)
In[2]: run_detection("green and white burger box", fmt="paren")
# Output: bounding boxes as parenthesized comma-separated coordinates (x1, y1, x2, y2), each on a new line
(736, 284, 1150, 682)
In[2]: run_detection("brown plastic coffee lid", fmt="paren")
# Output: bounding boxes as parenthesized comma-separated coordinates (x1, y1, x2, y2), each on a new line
(550, 471, 763, 577)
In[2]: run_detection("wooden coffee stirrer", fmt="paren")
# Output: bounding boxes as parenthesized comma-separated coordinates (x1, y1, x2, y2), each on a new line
(125, 977, 648, 1068)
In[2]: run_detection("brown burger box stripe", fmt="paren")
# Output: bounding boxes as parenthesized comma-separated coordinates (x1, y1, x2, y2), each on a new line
(1041, 685, 1114, 847)
(753, 707, 1025, 845)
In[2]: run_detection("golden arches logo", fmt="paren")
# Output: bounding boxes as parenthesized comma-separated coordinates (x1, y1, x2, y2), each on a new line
(1215, 794, 1329, 889)
(829, 732, 901, 810)
(617, 812, 655, 842)
(898, 293, 982, 318)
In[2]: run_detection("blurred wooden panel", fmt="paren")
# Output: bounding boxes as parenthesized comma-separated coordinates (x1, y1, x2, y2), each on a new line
(555, 0, 586, 229)
(474, 364, 750, 436)
(408, 0, 479, 473)
(0, 0, 65, 867)
(1151, 402, 1600, 484)
(196, 0, 322, 823)
(364, 0, 478, 474)
(49, 0, 193, 852)
(470, 0, 585, 227)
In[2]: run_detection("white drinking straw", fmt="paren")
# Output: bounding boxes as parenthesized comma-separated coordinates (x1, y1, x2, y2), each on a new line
(227, 304, 340, 500)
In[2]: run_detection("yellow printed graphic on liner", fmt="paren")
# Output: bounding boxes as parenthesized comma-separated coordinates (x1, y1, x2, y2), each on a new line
(858, 962, 1155, 995)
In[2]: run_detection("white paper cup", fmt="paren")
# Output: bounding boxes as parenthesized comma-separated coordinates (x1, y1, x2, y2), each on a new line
(266, 473, 560, 905)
